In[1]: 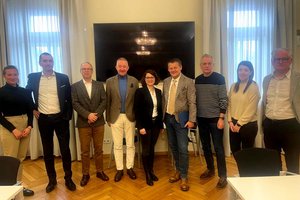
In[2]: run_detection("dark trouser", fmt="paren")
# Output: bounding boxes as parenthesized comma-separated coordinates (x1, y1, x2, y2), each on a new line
(263, 117, 300, 174)
(230, 120, 258, 155)
(78, 125, 104, 175)
(140, 120, 160, 175)
(38, 113, 72, 181)
(165, 114, 189, 179)
(197, 117, 227, 178)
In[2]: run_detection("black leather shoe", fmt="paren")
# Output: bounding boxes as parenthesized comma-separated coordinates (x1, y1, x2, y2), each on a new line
(97, 171, 109, 181)
(80, 174, 90, 186)
(216, 177, 227, 188)
(114, 170, 124, 182)
(65, 179, 76, 191)
(150, 172, 158, 181)
(145, 173, 153, 186)
(200, 169, 215, 179)
(23, 188, 34, 196)
(127, 168, 137, 180)
(46, 180, 57, 193)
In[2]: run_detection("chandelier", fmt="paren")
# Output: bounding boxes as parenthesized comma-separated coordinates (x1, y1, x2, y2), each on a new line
(135, 31, 157, 46)
(136, 45, 151, 56)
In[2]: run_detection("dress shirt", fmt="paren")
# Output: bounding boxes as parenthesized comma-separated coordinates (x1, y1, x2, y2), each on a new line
(83, 79, 92, 99)
(266, 70, 295, 120)
(38, 72, 61, 114)
(167, 74, 181, 114)
(148, 88, 158, 118)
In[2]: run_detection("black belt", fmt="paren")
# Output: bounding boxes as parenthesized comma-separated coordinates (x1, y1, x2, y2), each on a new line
(40, 113, 61, 118)
(152, 117, 157, 121)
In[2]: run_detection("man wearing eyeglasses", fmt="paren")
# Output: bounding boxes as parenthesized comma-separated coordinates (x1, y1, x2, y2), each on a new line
(262, 48, 300, 174)
(71, 62, 109, 186)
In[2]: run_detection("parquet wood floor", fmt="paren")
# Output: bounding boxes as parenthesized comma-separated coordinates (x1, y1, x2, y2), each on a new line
(21, 154, 239, 200)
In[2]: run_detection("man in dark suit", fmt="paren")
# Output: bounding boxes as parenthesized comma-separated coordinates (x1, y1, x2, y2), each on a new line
(106, 57, 139, 182)
(163, 58, 196, 191)
(26, 52, 76, 193)
(71, 62, 109, 186)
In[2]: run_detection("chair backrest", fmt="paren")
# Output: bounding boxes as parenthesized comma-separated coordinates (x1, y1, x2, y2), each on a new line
(234, 148, 281, 177)
(0, 156, 20, 185)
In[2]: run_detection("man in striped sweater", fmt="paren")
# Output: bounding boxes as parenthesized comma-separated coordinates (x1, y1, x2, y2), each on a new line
(195, 54, 228, 188)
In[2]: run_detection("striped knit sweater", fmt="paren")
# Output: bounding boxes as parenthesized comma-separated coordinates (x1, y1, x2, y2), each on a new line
(195, 72, 228, 118)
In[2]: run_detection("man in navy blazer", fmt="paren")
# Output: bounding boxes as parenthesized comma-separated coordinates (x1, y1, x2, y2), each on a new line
(26, 52, 76, 193)
(163, 58, 196, 191)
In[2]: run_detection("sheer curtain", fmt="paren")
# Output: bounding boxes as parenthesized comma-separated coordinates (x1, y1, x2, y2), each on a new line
(0, 0, 87, 160)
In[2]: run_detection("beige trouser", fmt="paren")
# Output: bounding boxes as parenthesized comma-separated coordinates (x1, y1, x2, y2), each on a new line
(0, 115, 31, 181)
(111, 114, 136, 170)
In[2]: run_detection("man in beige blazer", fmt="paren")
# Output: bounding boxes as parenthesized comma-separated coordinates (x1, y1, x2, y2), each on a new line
(71, 62, 109, 186)
(262, 48, 300, 174)
(163, 58, 196, 191)
(106, 57, 139, 182)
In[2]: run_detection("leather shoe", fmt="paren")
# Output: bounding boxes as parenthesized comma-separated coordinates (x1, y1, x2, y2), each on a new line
(127, 168, 137, 180)
(80, 174, 90, 186)
(65, 179, 76, 191)
(216, 177, 227, 188)
(97, 171, 109, 181)
(23, 188, 34, 196)
(114, 170, 124, 182)
(149, 172, 158, 181)
(46, 180, 57, 193)
(180, 178, 190, 191)
(169, 171, 180, 183)
(200, 169, 215, 179)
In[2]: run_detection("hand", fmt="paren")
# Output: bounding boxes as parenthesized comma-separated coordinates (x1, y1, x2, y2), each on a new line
(217, 118, 224, 129)
(233, 125, 241, 133)
(139, 128, 146, 135)
(22, 126, 32, 137)
(33, 110, 40, 119)
(88, 113, 98, 123)
(228, 121, 235, 132)
(159, 129, 165, 134)
(185, 121, 194, 129)
(12, 129, 23, 140)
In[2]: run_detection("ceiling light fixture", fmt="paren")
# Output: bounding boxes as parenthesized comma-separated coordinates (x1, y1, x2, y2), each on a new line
(135, 30, 157, 46)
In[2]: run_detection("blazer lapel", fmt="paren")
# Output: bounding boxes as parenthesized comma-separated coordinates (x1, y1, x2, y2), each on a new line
(79, 80, 91, 100)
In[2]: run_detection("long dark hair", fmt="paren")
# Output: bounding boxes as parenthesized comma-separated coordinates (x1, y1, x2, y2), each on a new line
(234, 61, 254, 93)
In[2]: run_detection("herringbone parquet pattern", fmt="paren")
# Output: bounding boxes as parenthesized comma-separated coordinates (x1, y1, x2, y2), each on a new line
(22, 154, 239, 200)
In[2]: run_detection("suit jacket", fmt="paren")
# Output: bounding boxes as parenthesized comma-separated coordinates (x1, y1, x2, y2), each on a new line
(71, 80, 106, 128)
(134, 87, 163, 130)
(26, 72, 73, 120)
(262, 70, 300, 123)
(105, 75, 139, 123)
(162, 73, 197, 123)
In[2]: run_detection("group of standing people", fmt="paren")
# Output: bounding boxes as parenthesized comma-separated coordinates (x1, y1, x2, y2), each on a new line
(0, 48, 299, 195)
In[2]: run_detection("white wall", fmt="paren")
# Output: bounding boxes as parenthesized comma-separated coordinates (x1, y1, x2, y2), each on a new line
(82, 0, 203, 154)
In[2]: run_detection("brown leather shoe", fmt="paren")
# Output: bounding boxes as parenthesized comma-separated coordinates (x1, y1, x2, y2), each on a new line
(216, 177, 227, 188)
(80, 174, 90, 186)
(169, 171, 180, 183)
(200, 169, 215, 179)
(180, 178, 190, 191)
(97, 171, 109, 181)
(127, 168, 137, 180)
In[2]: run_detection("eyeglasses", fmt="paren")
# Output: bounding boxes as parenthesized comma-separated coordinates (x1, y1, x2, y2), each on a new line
(145, 76, 155, 79)
(273, 57, 290, 63)
(81, 68, 93, 71)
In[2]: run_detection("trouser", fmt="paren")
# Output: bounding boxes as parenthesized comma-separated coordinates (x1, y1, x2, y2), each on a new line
(140, 120, 160, 175)
(38, 113, 72, 181)
(78, 125, 104, 175)
(111, 114, 136, 170)
(197, 117, 227, 178)
(0, 115, 30, 181)
(230, 119, 258, 155)
(263, 117, 300, 174)
(165, 114, 189, 179)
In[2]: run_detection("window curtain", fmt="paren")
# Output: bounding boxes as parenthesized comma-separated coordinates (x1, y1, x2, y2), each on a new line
(203, 0, 294, 154)
(0, 0, 88, 160)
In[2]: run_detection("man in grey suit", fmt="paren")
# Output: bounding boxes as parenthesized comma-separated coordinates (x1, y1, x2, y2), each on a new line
(71, 62, 109, 186)
(106, 57, 139, 182)
(262, 48, 300, 174)
(163, 58, 196, 191)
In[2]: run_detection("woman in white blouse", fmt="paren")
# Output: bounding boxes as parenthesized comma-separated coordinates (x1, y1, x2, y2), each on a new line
(227, 61, 261, 155)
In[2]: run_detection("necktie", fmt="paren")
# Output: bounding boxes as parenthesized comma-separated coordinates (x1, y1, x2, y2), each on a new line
(168, 80, 177, 114)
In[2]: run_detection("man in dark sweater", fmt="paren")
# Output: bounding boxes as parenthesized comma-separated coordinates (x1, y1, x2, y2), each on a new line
(195, 54, 228, 188)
